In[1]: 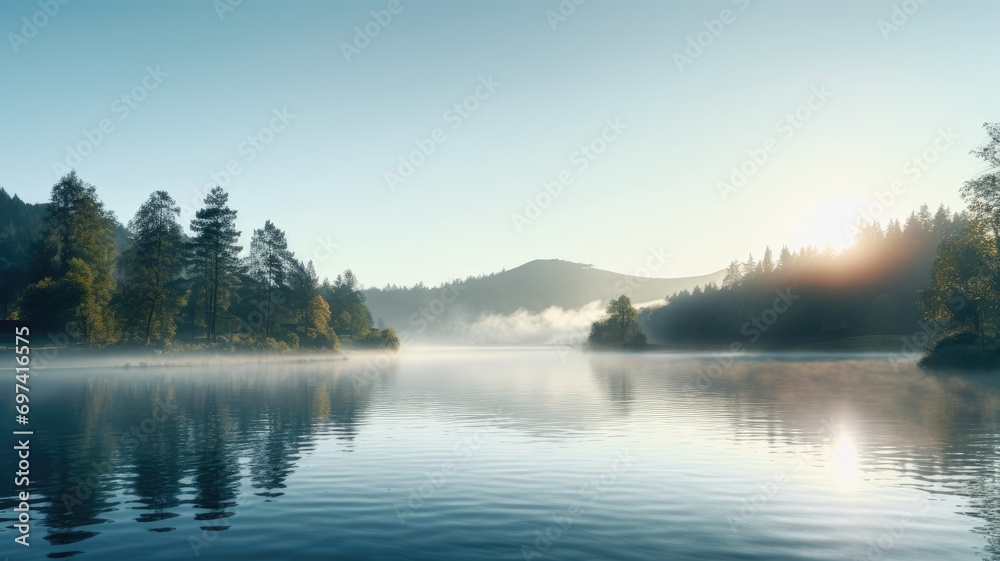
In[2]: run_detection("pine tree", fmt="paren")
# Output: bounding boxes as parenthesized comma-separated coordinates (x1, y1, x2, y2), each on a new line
(742, 253, 757, 281)
(116, 191, 185, 346)
(322, 269, 376, 339)
(723, 260, 742, 288)
(778, 246, 794, 270)
(190, 187, 242, 342)
(762, 246, 774, 275)
(960, 122, 1000, 253)
(27, 172, 118, 343)
(244, 220, 294, 339)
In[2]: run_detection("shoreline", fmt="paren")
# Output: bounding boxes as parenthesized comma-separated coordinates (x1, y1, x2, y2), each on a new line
(588, 334, 925, 354)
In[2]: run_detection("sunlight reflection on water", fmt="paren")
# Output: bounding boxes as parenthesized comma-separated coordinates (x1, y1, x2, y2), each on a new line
(1, 349, 998, 560)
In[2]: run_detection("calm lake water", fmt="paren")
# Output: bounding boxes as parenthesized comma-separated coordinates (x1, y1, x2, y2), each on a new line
(3, 348, 1000, 560)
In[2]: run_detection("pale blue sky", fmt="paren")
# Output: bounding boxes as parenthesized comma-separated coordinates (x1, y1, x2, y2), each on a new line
(1, 0, 996, 287)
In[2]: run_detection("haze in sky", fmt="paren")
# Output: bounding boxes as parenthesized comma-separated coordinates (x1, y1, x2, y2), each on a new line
(2, 0, 996, 287)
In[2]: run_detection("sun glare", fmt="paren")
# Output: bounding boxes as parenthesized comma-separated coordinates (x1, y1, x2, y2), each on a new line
(831, 433, 860, 490)
(784, 198, 859, 255)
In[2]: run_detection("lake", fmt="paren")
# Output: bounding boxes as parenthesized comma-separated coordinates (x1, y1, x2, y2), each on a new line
(2, 347, 1000, 560)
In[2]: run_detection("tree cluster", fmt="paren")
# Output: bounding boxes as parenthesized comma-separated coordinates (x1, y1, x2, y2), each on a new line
(588, 295, 647, 347)
(636, 122, 1000, 352)
(921, 122, 1000, 354)
(5, 173, 399, 352)
(638, 205, 967, 345)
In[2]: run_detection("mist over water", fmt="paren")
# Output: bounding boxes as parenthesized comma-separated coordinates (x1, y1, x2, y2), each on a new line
(398, 298, 664, 346)
(3, 348, 1000, 560)
(459, 301, 605, 345)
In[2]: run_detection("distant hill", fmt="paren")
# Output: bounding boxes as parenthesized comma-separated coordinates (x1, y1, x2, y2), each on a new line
(0, 188, 132, 316)
(363, 259, 725, 342)
(0, 188, 48, 270)
(1, 188, 725, 344)
(0, 187, 132, 265)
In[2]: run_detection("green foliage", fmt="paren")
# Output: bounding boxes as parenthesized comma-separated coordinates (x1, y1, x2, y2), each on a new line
(243, 220, 296, 339)
(19, 275, 82, 327)
(301, 294, 341, 351)
(0, 188, 46, 270)
(641, 207, 964, 346)
(115, 191, 186, 346)
(921, 218, 995, 336)
(0, 188, 47, 316)
(3, 176, 386, 354)
(357, 327, 401, 350)
(189, 186, 242, 343)
(322, 270, 373, 339)
(317, 269, 399, 350)
(589, 295, 647, 347)
(959, 122, 1000, 250)
(922, 123, 1000, 353)
(21, 173, 119, 343)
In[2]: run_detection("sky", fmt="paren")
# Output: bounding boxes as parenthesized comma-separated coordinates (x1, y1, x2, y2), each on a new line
(1, 0, 997, 288)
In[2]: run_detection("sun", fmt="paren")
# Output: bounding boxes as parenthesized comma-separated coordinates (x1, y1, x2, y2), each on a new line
(786, 198, 860, 254)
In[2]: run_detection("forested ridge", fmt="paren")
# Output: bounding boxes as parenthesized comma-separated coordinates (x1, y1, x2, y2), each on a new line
(636, 206, 961, 346)
(0, 173, 399, 352)
(588, 121, 1000, 367)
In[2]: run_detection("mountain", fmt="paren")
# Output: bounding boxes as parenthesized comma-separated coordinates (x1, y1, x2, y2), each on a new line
(362, 259, 725, 342)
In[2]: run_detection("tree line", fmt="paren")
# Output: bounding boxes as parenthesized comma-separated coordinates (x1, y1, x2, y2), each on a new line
(586, 205, 965, 348)
(590, 121, 1000, 357)
(636, 204, 965, 346)
(920, 122, 1000, 366)
(5, 172, 399, 351)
